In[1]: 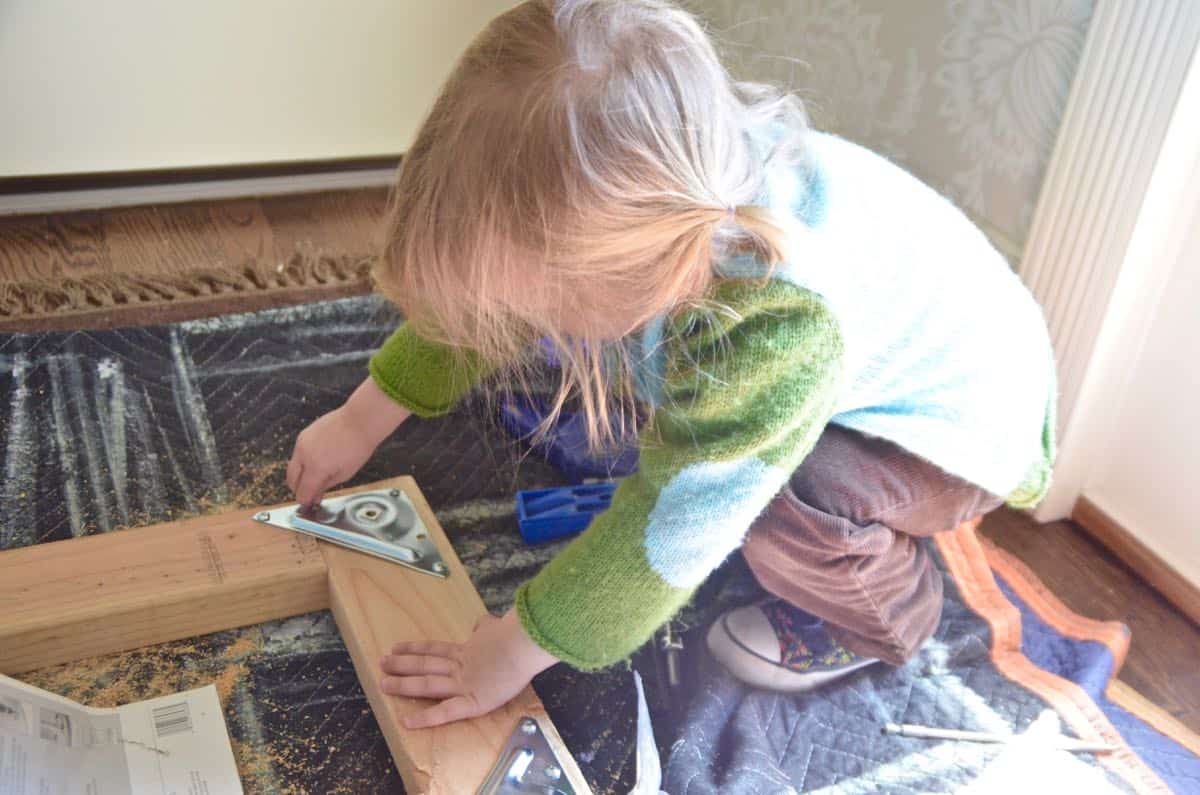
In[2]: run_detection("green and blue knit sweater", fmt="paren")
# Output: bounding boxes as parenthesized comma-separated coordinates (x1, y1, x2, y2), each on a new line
(369, 131, 1057, 670)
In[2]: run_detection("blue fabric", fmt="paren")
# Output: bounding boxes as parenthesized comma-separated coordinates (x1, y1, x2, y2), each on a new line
(996, 576, 1200, 792)
(661, 547, 1134, 793)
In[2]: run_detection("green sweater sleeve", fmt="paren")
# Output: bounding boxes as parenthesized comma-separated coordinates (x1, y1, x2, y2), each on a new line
(515, 280, 845, 670)
(368, 325, 489, 418)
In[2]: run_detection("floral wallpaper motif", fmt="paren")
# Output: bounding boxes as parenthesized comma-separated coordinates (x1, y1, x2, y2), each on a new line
(691, 0, 1095, 254)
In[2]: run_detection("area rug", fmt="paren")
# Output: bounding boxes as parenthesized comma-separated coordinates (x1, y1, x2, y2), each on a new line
(2, 295, 1195, 793)
(0, 249, 375, 334)
(658, 521, 1197, 794)
(983, 539, 1200, 792)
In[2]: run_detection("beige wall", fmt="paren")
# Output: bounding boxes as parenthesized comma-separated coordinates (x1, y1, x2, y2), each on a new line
(688, 0, 1096, 257)
(0, 1, 514, 177)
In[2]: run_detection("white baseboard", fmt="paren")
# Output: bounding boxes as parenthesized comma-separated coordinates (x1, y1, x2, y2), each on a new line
(0, 167, 397, 216)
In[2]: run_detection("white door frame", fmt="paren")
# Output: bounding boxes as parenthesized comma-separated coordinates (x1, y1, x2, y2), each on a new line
(1017, 0, 1200, 520)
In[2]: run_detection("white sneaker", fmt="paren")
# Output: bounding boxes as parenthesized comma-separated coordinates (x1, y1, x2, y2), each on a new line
(706, 600, 879, 693)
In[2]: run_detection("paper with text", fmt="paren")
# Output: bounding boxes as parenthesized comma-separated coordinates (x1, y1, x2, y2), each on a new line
(0, 673, 242, 795)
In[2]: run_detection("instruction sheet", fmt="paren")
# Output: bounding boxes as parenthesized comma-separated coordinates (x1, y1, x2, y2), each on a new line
(0, 673, 242, 795)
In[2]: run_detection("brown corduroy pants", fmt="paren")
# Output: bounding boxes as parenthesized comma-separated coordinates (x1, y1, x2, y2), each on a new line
(742, 424, 1003, 666)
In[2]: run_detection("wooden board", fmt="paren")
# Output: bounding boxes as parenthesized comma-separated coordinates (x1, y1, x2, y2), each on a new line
(325, 477, 590, 795)
(0, 509, 329, 674)
(0, 477, 591, 794)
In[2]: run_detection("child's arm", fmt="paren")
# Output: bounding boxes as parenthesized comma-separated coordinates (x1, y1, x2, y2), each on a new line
(517, 280, 844, 669)
(288, 325, 489, 506)
(287, 377, 411, 506)
(379, 280, 845, 728)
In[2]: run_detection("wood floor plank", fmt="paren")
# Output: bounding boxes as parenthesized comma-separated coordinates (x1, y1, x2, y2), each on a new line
(980, 508, 1200, 732)
(1074, 496, 1200, 626)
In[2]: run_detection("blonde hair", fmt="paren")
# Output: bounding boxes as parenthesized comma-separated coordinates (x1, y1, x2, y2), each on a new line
(376, 0, 807, 449)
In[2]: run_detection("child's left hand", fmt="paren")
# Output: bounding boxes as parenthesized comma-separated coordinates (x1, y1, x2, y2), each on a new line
(380, 609, 558, 729)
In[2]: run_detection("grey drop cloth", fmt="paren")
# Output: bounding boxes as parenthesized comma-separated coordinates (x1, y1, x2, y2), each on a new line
(1, 296, 1127, 793)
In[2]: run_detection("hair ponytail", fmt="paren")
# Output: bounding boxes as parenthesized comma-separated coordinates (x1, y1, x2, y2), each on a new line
(726, 204, 791, 268)
(375, 0, 808, 451)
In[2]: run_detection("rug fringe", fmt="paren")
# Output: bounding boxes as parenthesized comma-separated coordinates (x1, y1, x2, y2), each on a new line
(0, 248, 376, 320)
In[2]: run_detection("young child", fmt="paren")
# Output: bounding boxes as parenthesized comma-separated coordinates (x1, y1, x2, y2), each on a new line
(287, 0, 1055, 728)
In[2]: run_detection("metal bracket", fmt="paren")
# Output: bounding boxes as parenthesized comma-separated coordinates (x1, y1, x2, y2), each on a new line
(476, 716, 577, 795)
(254, 488, 449, 578)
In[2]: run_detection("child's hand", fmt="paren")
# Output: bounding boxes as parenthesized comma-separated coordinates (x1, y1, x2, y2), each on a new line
(381, 609, 558, 729)
(287, 408, 376, 506)
(287, 377, 411, 507)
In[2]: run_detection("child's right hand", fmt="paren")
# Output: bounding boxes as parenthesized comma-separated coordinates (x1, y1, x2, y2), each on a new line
(287, 377, 411, 507)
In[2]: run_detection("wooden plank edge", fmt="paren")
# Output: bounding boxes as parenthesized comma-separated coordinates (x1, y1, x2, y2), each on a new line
(1073, 496, 1200, 626)
(396, 477, 589, 793)
(0, 502, 331, 674)
(324, 477, 591, 795)
(0, 567, 329, 674)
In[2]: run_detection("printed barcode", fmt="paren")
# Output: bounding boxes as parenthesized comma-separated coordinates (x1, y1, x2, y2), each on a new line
(152, 701, 192, 738)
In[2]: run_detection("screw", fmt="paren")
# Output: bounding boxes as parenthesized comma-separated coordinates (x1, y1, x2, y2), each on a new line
(544, 765, 561, 781)
(432, 562, 448, 575)
(388, 488, 401, 497)
(520, 719, 538, 735)
(255, 512, 270, 521)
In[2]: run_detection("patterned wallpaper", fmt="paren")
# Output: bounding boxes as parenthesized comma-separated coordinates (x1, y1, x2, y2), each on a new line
(690, 0, 1096, 257)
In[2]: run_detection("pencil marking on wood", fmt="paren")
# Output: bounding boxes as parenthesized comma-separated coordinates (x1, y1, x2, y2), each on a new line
(198, 532, 226, 584)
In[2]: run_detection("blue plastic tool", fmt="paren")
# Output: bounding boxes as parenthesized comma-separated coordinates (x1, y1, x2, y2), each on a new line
(516, 482, 618, 544)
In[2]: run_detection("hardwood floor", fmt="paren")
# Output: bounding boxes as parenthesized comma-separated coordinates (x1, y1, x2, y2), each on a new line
(3, 188, 1197, 737)
(0, 188, 388, 283)
(981, 508, 1200, 733)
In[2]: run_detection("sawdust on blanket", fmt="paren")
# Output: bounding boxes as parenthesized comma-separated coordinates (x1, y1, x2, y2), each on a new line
(19, 621, 366, 794)
(15, 466, 334, 794)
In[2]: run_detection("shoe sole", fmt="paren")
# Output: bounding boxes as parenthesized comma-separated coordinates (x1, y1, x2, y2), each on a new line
(706, 614, 879, 693)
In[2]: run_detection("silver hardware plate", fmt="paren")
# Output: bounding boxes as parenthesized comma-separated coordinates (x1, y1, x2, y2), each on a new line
(254, 488, 449, 578)
(477, 716, 576, 795)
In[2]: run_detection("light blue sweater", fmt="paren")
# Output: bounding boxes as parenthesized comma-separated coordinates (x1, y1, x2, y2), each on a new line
(718, 131, 1056, 500)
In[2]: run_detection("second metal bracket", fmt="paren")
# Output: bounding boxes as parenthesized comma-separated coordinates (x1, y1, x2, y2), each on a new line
(477, 716, 577, 795)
